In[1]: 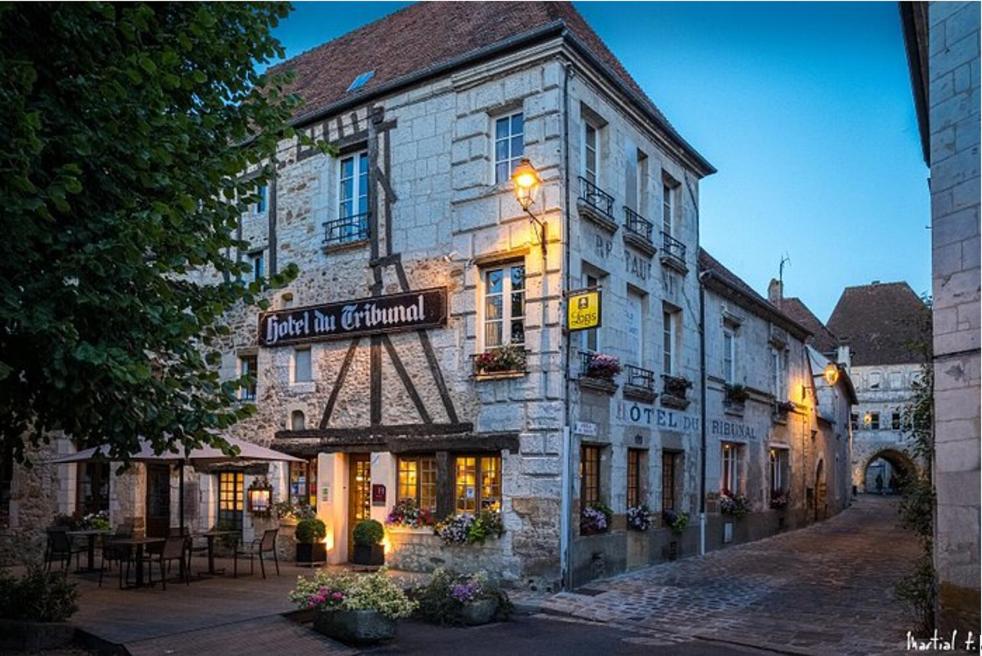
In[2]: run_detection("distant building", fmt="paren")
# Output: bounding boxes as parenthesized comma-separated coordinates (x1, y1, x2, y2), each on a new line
(902, 1, 981, 635)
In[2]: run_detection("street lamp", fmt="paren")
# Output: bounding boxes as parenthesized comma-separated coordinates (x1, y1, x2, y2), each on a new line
(511, 158, 546, 254)
(823, 363, 840, 386)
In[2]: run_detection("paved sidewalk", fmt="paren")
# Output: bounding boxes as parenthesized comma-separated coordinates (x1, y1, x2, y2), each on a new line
(538, 496, 919, 656)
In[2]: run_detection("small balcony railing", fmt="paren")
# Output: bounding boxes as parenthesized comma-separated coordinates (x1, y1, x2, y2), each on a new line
(661, 231, 686, 265)
(623, 207, 654, 244)
(324, 212, 370, 247)
(623, 364, 656, 392)
(578, 176, 615, 219)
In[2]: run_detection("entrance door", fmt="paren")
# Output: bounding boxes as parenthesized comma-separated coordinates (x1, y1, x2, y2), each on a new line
(347, 454, 372, 556)
(146, 464, 171, 537)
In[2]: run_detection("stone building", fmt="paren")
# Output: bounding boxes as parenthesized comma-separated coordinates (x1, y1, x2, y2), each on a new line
(902, 0, 981, 636)
(825, 282, 932, 492)
(1, 2, 856, 589)
(699, 251, 854, 549)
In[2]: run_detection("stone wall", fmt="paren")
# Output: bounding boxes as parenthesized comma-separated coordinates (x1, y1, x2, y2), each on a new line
(926, 1, 981, 635)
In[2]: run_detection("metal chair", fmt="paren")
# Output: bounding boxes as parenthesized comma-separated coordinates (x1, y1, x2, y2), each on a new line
(153, 535, 191, 590)
(44, 528, 85, 573)
(233, 528, 279, 579)
(98, 531, 133, 589)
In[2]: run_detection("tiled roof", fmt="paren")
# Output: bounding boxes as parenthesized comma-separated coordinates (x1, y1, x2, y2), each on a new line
(271, 2, 713, 173)
(698, 249, 811, 338)
(827, 282, 931, 366)
(776, 297, 839, 355)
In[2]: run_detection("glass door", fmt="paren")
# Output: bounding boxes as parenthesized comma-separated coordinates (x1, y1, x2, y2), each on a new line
(347, 454, 371, 556)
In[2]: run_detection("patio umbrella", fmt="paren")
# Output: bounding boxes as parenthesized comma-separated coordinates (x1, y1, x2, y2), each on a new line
(48, 436, 303, 535)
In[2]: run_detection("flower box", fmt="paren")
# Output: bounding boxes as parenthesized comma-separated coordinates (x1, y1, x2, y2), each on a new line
(314, 609, 396, 644)
(580, 503, 612, 535)
(461, 598, 498, 626)
(472, 345, 527, 378)
(296, 542, 327, 566)
(352, 544, 384, 567)
(724, 384, 750, 404)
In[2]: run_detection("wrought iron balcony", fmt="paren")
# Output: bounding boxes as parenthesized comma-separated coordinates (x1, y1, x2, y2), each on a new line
(324, 212, 370, 248)
(624, 364, 656, 392)
(623, 207, 654, 243)
(660, 231, 688, 273)
(577, 176, 616, 231)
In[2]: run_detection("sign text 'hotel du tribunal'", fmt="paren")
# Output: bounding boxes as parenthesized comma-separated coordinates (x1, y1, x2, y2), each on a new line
(258, 287, 448, 347)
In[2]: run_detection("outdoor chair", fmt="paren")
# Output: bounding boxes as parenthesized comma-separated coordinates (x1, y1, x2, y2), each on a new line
(152, 535, 191, 590)
(233, 528, 279, 579)
(44, 528, 85, 573)
(98, 531, 134, 589)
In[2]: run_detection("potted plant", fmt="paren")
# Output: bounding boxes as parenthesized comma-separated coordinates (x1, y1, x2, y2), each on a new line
(473, 344, 527, 376)
(386, 498, 434, 529)
(291, 568, 415, 644)
(434, 509, 505, 545)
(0, 566, 78, 652)
(583, 352, 622, 381)
(662, 374, 693, 400)
(775, 400, 795, 415)
(352, 519, 385, 566)
(626, 504, 651, 531)
(579, 502, 613, 535)
(295, 517, 327, 565)
(770, 491, 789, 510)
(412, 568, 512, 626)
(719, 492, 751, 519)
(724, 384, 750, 405)
(661, 509, 689, 560)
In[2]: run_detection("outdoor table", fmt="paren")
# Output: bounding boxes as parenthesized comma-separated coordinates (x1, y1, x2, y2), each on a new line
(194, 530, 239, 576)
(66, 529, 111, 573)
(110, 537, 165, 588)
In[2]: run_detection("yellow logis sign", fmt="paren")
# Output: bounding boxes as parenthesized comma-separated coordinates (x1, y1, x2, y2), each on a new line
(567, 288, 602, 332)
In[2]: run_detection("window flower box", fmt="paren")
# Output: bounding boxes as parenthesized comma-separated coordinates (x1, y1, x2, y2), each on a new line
(579, 352, 621, 394)
(724, 384, 750, 405)
(580, 502, 612, 535)
(770, 491, 789, 510)
(626, 504, 651, 531)
(774, 400, 795, 414)
(385, 498, 434, 530)
(472, 345, 528, 379)
(661, 374, 693, 409)
(661, 508, 689, 536)
(719, 492, 751, 519)
(433, 510, 504, 545)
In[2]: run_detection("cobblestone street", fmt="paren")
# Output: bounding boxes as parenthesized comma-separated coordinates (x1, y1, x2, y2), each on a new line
(538, 496, 921, 655)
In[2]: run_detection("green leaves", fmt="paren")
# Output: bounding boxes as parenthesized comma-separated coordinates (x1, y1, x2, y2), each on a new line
(0, 2, 306, 464)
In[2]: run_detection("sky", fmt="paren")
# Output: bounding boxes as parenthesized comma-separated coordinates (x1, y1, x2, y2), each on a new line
(270, 2, 931, 321)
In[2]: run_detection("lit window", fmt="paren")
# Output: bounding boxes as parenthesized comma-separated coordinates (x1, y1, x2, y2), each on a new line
(721, 443, 742, 495)
(769, 448, 789, 495)
(626, 449, 644, 508)
(397, 455, 437, 515)
(661, 451, 678, 511)
(580, 445, 600, 507)
(217, 471, 244, 531)
(238, 355, 257, 401)
(328, 151, 369, 245)
(583, 122, 598, 185)
(494, 112, 524, 184)
(249, 251, 264, 282)
(482, 263, 525, 348)
(293, 347, 312, 383)
(288, 460, 317, 508)
(454, 455, 501, 513)
(868, 412, 880, 430)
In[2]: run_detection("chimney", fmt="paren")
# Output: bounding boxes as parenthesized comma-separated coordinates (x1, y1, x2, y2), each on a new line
(768, 278, 783, 303)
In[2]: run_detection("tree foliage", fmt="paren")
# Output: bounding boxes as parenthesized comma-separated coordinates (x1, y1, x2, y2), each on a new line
(0, 3, 319, 462)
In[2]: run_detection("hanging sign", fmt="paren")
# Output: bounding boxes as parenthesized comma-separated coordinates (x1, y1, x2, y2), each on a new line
(567, 287, 602, 332)
(258, 287, 448, 346)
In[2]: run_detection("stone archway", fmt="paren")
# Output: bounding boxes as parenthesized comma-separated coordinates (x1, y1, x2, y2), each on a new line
(858, 448, 917, 495)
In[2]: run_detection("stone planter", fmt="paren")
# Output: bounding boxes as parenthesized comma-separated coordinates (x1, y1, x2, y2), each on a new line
(352, 543, 385, 566)
(313, 609, 396, 644)
(296, 541, 327, 566)
(666, 540, 679, 561)
(460, 598, 498, 625)
(0, 619, 75, 652)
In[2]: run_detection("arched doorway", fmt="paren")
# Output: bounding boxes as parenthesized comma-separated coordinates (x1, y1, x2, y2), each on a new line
(862, 449, 915, 495)
(814, 459, 827, 522)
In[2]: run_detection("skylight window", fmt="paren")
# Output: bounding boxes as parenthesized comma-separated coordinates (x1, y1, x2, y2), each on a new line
(346, 70, 375, 93)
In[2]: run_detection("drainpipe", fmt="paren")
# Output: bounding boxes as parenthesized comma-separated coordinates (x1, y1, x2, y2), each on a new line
(559, 59, 574, 591)
(698, 270, 710, 556)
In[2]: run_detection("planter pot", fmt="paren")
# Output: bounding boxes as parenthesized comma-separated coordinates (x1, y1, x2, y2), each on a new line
(667, 540, 679, 561)
(461, 598, 498, 626)
(0, 619, 75, 652)
(313, 609, 396, 644)
(351, 543, 385, 566)
(296, 541, 327, 566)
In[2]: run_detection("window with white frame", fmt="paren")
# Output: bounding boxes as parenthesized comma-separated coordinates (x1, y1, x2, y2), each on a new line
(583, 121, 599, 185)
(582, 272, 600, 352)
(293, 347, 312, 383)
(626, 289, 644, 365)
(771, 348, 788, 400)
(663, 306, 680, 376)
(721, 442, 742, 495)
(249, 250, 264, 282)
(494, 112, 524, 184)
(238, 354, 257, 401)
(330, 150, 369, 244)
(723, 327, 736, 383)
(482, 263, 525, 349)
(662, 180, 675, 237)
(769, 448, 789, 494)
(636, 150, 649, 213)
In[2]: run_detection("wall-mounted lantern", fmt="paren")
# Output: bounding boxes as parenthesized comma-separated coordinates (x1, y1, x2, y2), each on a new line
(247, 477, 273, 516)
(511, 158, 546, 255)
(823, 363, 840, 386)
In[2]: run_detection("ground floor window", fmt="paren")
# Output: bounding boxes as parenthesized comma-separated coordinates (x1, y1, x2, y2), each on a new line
(661, 451, 679, 511)
(398, 455, 437, 514)
(721, 443, 742, 495)
(626, 449, 644, 508)
(769, 448, 789, 495)
(288, 459, 317, 510)
(76, 462, 110, 515)
(454, 455, 501, 513)
(580, 445, 601, 506)
(218, 471, 244, 531)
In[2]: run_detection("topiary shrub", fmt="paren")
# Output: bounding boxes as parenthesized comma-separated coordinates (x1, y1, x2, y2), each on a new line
(295, 517, 326, 544)
(353, 519, 384, 547)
